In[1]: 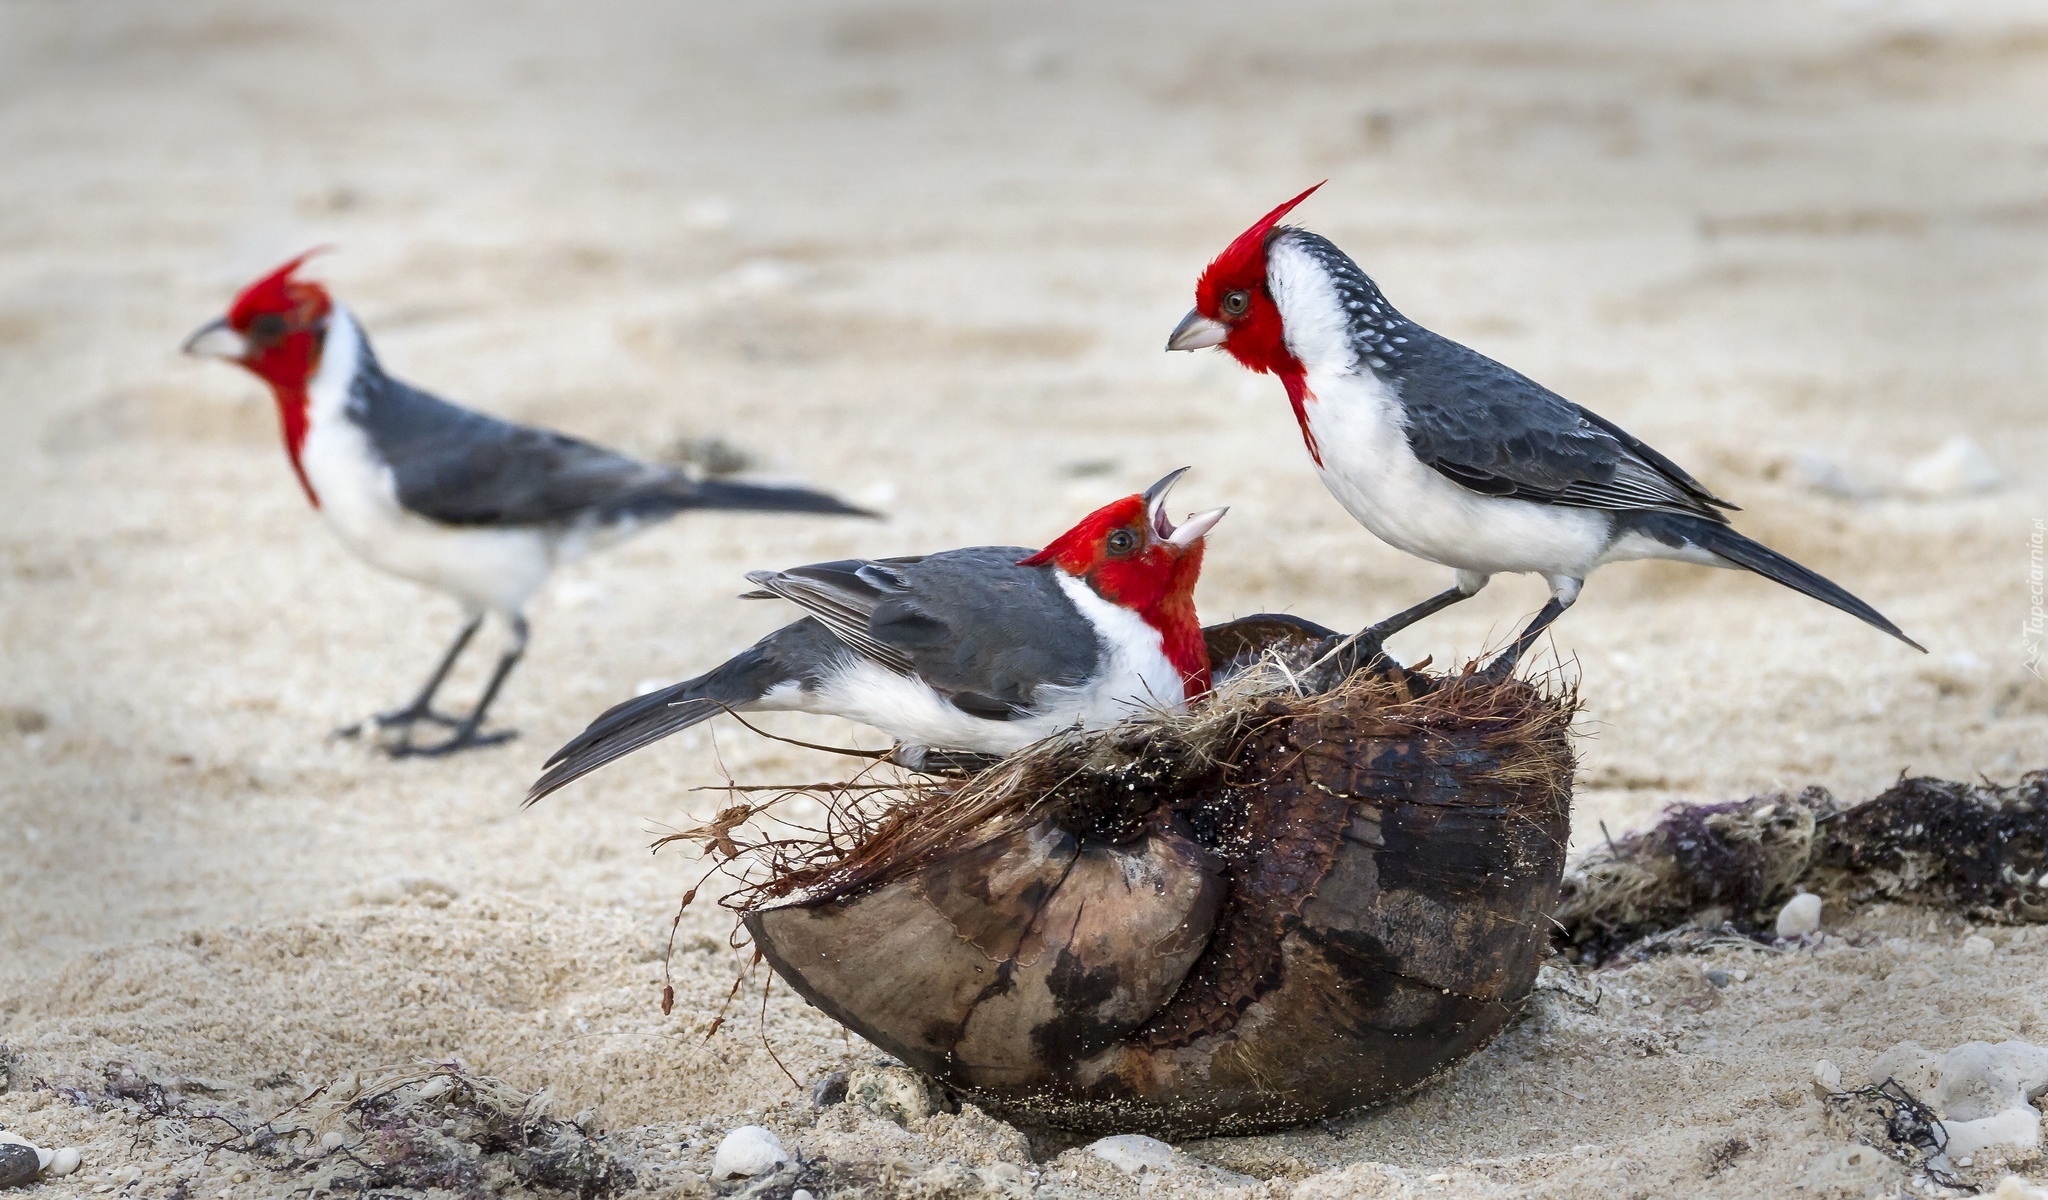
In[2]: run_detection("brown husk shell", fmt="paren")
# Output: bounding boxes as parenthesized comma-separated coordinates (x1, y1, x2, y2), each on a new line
(702, 616, 1577, 1136)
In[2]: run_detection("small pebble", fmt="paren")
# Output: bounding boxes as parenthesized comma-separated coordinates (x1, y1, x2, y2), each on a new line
(1963, 935, 1995, 958)
(320, 1131, 346, 1151)
(793, 1191, 816, 1200)
(809, 1070, 848, 1108)
(415, 1075, 453, 1101)
(48, 1148, 82, 1177)
(0, 1143, 40, 1190)
(1814, 1059, 1843, 1093)
(711, 1126, 788, 1179)
(1704, 969, 1731, 988)
(1776, 893, 1823, 938)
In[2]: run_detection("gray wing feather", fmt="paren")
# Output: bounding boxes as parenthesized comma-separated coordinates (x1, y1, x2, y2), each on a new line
(1395, 329, 1733, 520)
(349, 366, 681, 525)
(347, 349, 869, 526)
(744, 564, 915, 674)
(749, 547, 1101, 719)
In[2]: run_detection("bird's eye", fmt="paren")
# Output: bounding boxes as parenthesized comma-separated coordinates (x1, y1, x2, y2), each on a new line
(1106, 528, 1139, 557)
(248, 313, 288, 343)
(1221, 290, 1251, 317)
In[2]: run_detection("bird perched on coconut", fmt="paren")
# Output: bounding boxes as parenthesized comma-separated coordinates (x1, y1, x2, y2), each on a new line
(527, 468, 1225, 803)
(1167, 184, 1922, 674)
(183, 252, 874, 756)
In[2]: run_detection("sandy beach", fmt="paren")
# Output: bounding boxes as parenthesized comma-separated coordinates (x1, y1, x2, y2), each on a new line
(2, 1, 2045, 1195)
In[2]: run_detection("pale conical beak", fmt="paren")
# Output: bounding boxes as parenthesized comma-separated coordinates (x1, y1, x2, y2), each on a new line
(181, 316, 249, 361)
(1165, 309, 1228, 352)
(1141, 467, 1227, 548)
(1166, 506, 1227, 548)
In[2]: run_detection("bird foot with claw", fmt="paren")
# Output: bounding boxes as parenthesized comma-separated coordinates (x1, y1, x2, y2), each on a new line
(384, 726, 518, 758)
(1332, 633, 1393, 680)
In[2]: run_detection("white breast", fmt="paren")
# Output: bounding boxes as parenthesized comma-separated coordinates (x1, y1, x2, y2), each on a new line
(1041, 572, 1189, 721)
(1264, 242, 1615, 582)
(1299, 370, 1613, 580)
(298, 309, 555, 617)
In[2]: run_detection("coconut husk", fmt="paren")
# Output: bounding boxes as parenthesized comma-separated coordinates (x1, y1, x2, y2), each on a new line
(676, 615, 1580, 1136)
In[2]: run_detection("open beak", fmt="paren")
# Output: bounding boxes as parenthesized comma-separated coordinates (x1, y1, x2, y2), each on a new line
(1165, 309, 1228, 352)
(181, 316, 249, 361)
(1141, 467, 1228, 549)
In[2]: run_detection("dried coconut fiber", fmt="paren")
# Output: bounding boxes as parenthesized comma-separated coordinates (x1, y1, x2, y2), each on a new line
(675, 616, 1579, 1137)
(1554, 772, 2048, 964)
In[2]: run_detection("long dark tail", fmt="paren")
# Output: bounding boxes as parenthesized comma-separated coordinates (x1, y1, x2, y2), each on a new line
(1677, 519, 1925, 652)
(602, 477, 878, 524)
(526, 643, 785, 805)
(681, 478, 878, 518)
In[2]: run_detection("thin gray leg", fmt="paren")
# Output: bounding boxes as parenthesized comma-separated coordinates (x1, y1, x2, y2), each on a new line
(391, 616, 526, 758)
(1335, 585, 1477, 676)
(1478, 597, 1568, 682)
(337, 612, 483, 738)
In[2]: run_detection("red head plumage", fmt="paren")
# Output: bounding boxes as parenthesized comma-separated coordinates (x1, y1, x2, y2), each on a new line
(1189, 183, 1325, 461)
(226, 248, 331, 330)
(204, 250, 338, 506)
(1194, 182, 1323, 320)
(1019, 478, 1221, 699)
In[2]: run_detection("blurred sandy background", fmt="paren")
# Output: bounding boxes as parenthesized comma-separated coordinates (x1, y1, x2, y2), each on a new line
(2, 2, 2044, 1196)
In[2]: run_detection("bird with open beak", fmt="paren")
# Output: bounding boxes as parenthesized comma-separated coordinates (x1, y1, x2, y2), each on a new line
(1169, 185, 1921, 675)
(183, 252, 874, 756)
(527, 469, 1226, 803)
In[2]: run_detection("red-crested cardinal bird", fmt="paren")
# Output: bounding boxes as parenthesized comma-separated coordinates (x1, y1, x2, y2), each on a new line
(1168, 186, 1922, 674)
(526, 468, 1225, 802)
(183, 252, 875, 756)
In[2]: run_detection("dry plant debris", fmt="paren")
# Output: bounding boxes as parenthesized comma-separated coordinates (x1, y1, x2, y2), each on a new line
(1556, 771, 2048, 963)
(12, 1059, 632, 1200)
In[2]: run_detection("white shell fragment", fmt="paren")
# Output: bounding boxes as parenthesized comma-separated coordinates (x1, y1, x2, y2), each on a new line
(1775, 892, 1822, 938)
(1940, 1107, 2041, 1158)
(0, 1136, 82, 1184)
(1900, 435, 2002, 499)
(712, 1125, 789, 1179)
(1861, 1039, 2048, 1158)
(1087, 1134, 1181, 1175)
